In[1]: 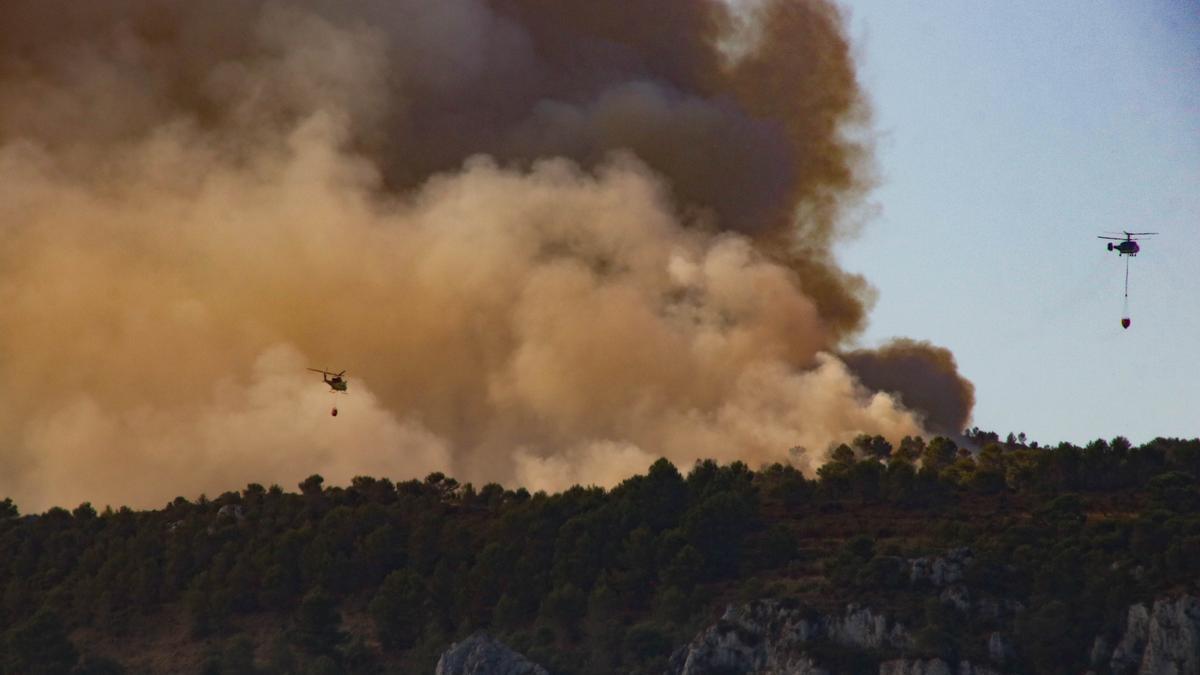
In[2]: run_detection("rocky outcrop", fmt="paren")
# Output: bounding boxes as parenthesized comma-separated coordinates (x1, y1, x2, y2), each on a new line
(669, 597, 1030, 675)
(879, 660, 1002, 675)
(941, 585, 971, 612)
(1104, 595, 1200, 675)
(669, 600, 911, 675)
(975, 597, 1024, 622)
(435, 632, 548, 675)
(1110, 603, 1152, 673)
(830, 604, 915, 651)
(1090, 635, 1111, 669)
(909, 548, 974, 587)
(879, 660, 954, 675)
(667, 547, 1037, 674)
(657, 541, 1200, 675)
(986, 632, 1015, 666)
(907, 549, 1024, 625)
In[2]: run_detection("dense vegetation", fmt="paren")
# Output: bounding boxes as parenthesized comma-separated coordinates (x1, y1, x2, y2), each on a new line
(2, 433, 1199, 674)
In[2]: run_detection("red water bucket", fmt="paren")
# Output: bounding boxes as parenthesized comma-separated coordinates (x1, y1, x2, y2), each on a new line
(1121, 318, 1131, 329)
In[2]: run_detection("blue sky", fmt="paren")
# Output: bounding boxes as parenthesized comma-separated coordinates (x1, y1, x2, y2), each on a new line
(836, 1, 1200, 445)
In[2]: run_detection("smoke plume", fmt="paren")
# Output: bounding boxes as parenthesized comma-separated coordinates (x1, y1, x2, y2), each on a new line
(841, 339, 976, 435)
(0, 0, 971, 511)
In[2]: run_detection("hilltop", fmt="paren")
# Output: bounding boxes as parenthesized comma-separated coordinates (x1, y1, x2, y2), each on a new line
(2, 434, 1200, 674)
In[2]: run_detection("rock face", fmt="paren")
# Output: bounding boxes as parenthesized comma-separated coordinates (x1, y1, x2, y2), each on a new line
(879, 660, 1002, 675)
(435, 632, 549, 675)
(1106, 595, 1200, 675)
(1110, 604, 1152, 674)
(668, 560, 1200, 675)
(987, 632, 1015, 666)
(909, 548, 974, 587)
(941, 585, 971, 612)
(879, 659, 955, 675)
(669, 593, 1022, 675)
(831, 604, 916, 651)
(975, 597, 1024, 622)
(668, 599, 911, 675)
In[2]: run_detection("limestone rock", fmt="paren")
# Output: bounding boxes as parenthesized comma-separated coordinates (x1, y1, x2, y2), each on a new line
(879, 660, 1002, 675)
(830, 603, 914, 651)
(879, 658, 955, 675)
(669, 600, 911, 675)
(941, 584, 971, 613)
(435, 632, 548, 675)
(909, 548, 974, 587)
(1105, 595, 1200, 675)
(976, 597, 1024, 622)
(1140, 595, 1200, 674)
(987, 632, 1014, 666)
(1089, 636, 1110, 669)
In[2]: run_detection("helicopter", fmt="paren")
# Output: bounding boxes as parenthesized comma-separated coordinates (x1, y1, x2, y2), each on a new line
(308, 368, 348, 392)
(308, 368, 347, 416)
(1098, 231, 1157, 257)
(1098, 232, 1161, 330)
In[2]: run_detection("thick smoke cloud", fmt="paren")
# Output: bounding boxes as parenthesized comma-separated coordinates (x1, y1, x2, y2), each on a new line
(841, 339, 976, 435)
(0, 0, 970, 511)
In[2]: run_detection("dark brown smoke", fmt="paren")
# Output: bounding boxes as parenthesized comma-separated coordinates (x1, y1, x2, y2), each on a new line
(841, 339, 977, 434)
(0, 0, 971, 511)
(1, 0, 872, 315)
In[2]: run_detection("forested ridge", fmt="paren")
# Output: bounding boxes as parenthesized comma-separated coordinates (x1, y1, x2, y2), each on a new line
(3, 433, 1200, 674)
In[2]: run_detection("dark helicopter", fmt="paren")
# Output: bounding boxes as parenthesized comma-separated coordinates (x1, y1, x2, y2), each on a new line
(1099, 231, 1157, 256)
(308, 368, 348, 392)
(1099, 232, 1161, 331)
(309, 369, 347, 416)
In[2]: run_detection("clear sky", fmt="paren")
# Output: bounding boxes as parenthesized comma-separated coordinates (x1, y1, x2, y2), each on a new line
(836, 1, 1200, 446)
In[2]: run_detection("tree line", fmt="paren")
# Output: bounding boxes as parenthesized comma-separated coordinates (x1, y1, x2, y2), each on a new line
(1, 433, 1198, 673)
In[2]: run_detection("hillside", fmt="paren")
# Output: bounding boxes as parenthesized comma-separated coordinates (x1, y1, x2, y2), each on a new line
(2, 434, 1200, 674)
